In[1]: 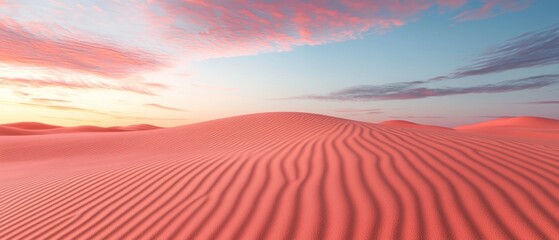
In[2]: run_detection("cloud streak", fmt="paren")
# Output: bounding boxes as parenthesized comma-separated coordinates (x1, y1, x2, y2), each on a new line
(292, 74, 559, 101)
(0, 77, 165, 95)
(31, 98, 71, 104)
(19, 102, 110, 116)
(0, 19, 163, 78)
(290, 24, 559, 102)
(12, 90, 29, 97)
(148, 0, 527, 59)
(432, 23, 559, 80)
(144, 103, 185, 112)
(523, 100, 559, 104)
(19, 102, 188, 121)
(454, 0, 530, 21)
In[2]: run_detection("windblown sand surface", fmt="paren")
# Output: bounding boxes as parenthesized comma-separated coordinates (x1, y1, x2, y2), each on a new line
(0, 113, 558, 239)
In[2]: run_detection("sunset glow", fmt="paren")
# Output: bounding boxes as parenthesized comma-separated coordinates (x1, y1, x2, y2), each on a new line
(1, 0, 557, 126)
(1, 2, 559, 239)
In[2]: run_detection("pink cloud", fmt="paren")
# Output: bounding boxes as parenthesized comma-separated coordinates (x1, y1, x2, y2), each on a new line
(31, 98, 71, 104)
(438, 0, 469, 8)
(12, 90, 29, 97)
(1, 0, 530, 64)
(150, 0, 420, 58)
(144, 103, 185, 112)
(0, 77, 163, 95)
(0, 0, 17, 8)
(144, 0, 526, 59)
(454, 0, 530, 21)
(0, 19, 164, 78)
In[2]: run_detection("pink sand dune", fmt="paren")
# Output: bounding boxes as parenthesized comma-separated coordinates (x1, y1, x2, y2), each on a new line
(456, 116, 559, 140)
(0, 112, 558, 239)
(380, 120, 452, 131)
(0, 123, 160, 136)
(113, 124, 160, 131)
(0, 126, 30, 136)
(1, 122, 62, 130)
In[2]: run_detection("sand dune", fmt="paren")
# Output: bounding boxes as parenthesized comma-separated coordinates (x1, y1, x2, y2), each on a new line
(0, 123, 160, 136)
(380, 120, 452, 131)
(0, 112, 558, 239)
(1, 122, 63, 130)
(456, 116, 559, 140)
(457, 116, 559, 129)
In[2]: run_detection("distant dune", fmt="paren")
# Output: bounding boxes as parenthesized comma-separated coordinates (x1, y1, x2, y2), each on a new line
(380, 120, 452, 131)
(0, 113, 558, 239)
(0, 122, 160, 136)
(1, 122, 62, 130)
(455, 116, 559, 140)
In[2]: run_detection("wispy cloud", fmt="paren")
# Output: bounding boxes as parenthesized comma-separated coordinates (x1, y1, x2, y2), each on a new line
(523, 100, 559, 104)
(12, 90, 29, 97)
(0, 77, 164, 95)
(147, 0, 526, 59)
(2, 0, 528, 63)
(454, 0, 530, 21)
(289, 24, 559, 102)
(19, 102, 110, 116)
(477, 115, 515, 118)
(31, 98, 70, 104)
(0, 19, 164, 78)
(432, 23, 559, 80)
(20, 102, 187, 121)
(291, 74, 559, 101)
(144, 103, 185, 112)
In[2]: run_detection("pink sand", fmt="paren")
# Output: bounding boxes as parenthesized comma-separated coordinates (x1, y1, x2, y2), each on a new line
(1, 112, 558, 239)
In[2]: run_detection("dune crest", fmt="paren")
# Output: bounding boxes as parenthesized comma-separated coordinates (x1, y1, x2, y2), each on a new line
(0, 122, 161, 136)
(380, 120, 452, 130)
(457, 116, 559, 129)
(1, 122, 62, 130)
(0, 112, 558, 239)
(456, 116, 559, 140)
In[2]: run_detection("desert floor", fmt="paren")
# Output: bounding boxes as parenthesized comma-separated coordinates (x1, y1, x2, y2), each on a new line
(1, 112, 558, 239)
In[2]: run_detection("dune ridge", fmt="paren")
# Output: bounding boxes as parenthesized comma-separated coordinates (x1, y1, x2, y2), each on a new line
(380, 120, 452, 131)
(455, 116, 559, 140)
(457, 116, 559, 129)
(0, 112, 558, 239)
(1, 122, 62, 130)
(0, 123, 160, 136)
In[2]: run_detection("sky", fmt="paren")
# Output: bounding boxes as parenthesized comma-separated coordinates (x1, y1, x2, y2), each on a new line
(0, 0, 558, 127)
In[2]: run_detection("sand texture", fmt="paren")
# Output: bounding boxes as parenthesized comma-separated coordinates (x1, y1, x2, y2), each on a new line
(1, 113, 558, 239)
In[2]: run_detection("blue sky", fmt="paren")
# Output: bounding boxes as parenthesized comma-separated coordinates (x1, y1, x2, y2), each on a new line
(1, 0, 558, 127)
